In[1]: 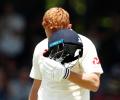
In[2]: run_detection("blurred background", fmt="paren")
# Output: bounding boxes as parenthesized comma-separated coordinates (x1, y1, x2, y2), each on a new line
(0, 0, 120, 100)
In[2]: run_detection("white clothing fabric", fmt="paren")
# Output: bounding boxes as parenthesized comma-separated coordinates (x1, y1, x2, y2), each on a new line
(30, 34, 103, 100)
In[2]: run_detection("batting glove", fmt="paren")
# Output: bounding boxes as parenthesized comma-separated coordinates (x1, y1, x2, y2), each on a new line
(40, 57, 70, 81)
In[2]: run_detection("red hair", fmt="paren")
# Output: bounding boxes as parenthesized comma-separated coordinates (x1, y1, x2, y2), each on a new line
(42, 7, 70, 32)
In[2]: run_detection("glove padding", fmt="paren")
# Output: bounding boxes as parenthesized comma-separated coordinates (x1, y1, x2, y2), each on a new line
(40, 57, 70, 81)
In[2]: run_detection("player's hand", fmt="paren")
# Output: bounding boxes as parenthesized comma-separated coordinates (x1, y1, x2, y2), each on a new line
(40, 57, 70, 81)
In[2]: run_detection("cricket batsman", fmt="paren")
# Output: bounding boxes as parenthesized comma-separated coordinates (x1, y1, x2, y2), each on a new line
(28, 7, 103, 100)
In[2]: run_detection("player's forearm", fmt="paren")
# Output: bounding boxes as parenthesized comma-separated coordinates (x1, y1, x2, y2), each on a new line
(68, 71, 100, 92)
(28, 80, 41, 100)
(28, 87, 38, 100)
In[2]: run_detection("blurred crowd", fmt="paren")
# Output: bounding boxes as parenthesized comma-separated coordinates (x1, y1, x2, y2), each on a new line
(0, 0, 120, 100)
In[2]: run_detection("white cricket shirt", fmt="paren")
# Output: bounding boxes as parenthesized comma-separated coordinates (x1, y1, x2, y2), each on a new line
(30, 34, 103, 100)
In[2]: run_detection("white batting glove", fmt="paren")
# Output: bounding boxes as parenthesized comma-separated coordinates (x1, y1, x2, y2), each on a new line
(40, 57, 70, 81)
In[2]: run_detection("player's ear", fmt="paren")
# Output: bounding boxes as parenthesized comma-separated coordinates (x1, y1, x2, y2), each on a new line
(67, 24, 72, 29)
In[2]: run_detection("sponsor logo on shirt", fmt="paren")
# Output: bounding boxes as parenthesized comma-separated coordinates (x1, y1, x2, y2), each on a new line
(92, 57, 100, 65)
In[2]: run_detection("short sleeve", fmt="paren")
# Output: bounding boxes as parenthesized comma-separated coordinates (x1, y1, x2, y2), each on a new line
(29, 39, 48, 80)
(80, 39, 103, 74)
(29, 46, 42, 80)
